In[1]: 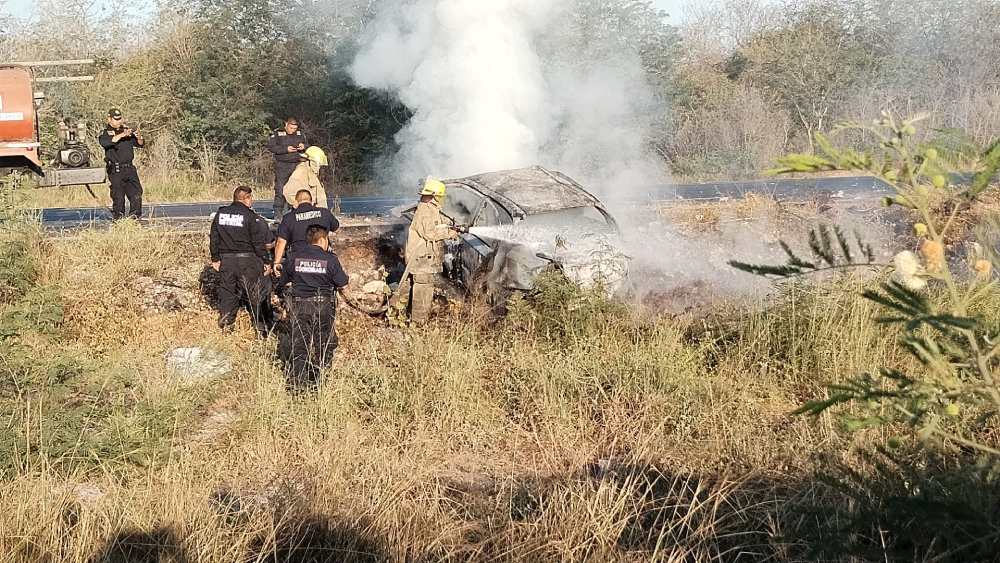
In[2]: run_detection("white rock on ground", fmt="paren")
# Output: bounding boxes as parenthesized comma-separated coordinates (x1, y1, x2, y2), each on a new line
(136, 273, 202, 312)
(58, 482, 106, 505)
(362, 280, 391, 294)
(165, 347, 232, 385)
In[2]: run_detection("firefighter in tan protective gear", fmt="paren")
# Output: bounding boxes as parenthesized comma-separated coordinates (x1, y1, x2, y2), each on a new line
(282, 145, 329, 209)
(395, 177, 460, 325)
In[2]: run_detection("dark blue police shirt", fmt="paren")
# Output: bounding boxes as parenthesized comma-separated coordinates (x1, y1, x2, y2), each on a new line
(279, 244, 349, 298)
(276, 203, 340, 255)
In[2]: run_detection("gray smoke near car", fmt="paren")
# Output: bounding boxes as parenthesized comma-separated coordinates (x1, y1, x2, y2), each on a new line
(349, 0, 668, 191)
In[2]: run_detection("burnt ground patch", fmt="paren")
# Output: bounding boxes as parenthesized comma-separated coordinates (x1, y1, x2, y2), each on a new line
(244, 513, 390, 563)
(89, 528, 189, 563)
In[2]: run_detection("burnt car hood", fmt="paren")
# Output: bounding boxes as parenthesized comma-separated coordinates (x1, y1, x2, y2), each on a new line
(471, 225, 629, 294)
(454, 166, 603, 216)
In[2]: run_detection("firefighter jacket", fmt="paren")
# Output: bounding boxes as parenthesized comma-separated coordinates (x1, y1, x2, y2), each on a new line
(405, 201, 454, 275)
(282, 161, 328, 208)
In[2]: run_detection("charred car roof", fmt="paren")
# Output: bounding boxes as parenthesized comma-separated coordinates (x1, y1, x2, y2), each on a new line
(444, 165, 604, 217)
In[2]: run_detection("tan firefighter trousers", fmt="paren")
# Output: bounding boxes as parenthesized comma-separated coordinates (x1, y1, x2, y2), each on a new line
(396, 272, 436, 325)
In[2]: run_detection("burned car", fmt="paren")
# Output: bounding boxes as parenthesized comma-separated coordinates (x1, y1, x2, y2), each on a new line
(393, 166, 629, 302)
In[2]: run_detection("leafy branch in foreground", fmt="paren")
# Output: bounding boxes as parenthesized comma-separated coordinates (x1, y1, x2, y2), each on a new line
(732, 113, 1000, 458)
(729, 224, 878, 278)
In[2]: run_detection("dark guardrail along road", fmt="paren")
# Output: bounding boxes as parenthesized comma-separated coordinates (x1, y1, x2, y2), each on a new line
(37, 176, 893, 230)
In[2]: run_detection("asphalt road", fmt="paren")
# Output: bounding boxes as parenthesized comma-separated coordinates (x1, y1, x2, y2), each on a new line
(644, 175, 890, 201)
(37, 176, 892, 230)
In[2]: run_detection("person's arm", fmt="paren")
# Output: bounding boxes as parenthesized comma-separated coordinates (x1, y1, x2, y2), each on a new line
(260, 217, 275, 250)
(277, 257, 292, 289)
(325, 210, 340, 233)
(308, 168, 323, 191)
(98, 130, 116, 149)
(267, 133, 300, 156)
(265, 133, 284, 155)
(103, 128, 133, 146)
(209, 213, 221, 269)
(250, 212, 270, 262)
(330, 256, 349, 289)
(273, 237, 288, 271)
(133, 130, 144, 148)
(273, 216, 292, 266)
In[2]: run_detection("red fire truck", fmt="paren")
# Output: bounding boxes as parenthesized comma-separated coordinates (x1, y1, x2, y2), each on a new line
(0, 60, 106, 188)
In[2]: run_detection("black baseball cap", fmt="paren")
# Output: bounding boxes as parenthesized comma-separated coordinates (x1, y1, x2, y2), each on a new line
(108, 108, 123, 119)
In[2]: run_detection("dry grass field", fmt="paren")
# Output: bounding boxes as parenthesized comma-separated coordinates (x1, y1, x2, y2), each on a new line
(1, 190, 999, 562)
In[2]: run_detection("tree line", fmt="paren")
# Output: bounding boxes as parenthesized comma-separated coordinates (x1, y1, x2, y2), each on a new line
(2, 0, 998, 184)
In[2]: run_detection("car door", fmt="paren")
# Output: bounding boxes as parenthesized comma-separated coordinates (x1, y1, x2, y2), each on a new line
(440, 184, 483, 226)
(435, 184, 484, 284)
(456, 199, 511, 286)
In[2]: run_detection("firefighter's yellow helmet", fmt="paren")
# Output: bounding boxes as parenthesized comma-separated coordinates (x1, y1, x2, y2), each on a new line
(419, 177, 446, 199)
(304, 146, 328, 166)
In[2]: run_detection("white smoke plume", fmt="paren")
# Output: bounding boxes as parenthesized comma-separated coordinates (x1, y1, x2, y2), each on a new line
(349, 0, 668, 191)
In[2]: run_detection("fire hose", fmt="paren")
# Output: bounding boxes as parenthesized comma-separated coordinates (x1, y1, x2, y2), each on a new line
(338, 288, 390, 316)
(346, 225, 466, 317)
(272, 226, 473, 319)
(269, 261, 392, 317)
(337, 261, 411, 318)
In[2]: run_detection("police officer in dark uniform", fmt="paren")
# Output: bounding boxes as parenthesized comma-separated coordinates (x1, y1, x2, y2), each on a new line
(265, 117, 307, 222)
(271, 189, 340, 274)
(276, 224, 349, 391)
(98, 108, 144, 220)
(209, 185, 274, 336)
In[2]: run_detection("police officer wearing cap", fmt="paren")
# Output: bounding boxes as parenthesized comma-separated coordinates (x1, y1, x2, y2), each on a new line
(210, 185, 274, 336)
(276, 224, 349, 391)
(266, 117, 307, 222)
(98, 108, 144, 220)
(272, 189, 340, 276)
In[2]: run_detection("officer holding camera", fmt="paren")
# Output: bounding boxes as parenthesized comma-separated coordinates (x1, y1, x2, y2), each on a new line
(266, 117, 306, 222)
(98, 108, 145, 220)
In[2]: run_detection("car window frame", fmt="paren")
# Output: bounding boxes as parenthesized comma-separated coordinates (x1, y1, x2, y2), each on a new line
(517, 205, 619, 233)
(472, 198, 511, 228)
(440, 183, 486, 227)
